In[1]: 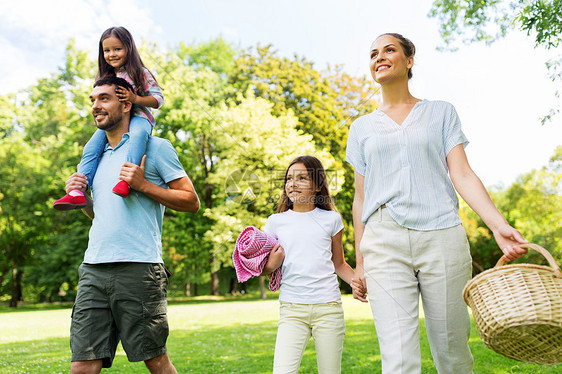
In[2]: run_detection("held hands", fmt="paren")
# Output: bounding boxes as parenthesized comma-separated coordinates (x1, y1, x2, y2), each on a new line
(119, 155, 147, 191)
(263, 244, 284, 275)
(493, 223, 528, 262)
(351, 270, 368, 303)
(115, 86, 136, 104)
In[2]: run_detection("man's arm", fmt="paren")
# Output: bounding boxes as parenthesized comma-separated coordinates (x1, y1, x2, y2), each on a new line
(120, 156, 200, 213)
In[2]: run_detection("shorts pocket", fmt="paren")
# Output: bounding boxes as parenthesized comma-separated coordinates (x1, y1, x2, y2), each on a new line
(142, 299, 167, 318)
(141, 299, 169, 350)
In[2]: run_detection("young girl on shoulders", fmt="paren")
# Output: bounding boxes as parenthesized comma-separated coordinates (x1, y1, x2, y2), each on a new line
(54, 26, 163, 210)
(263, 155, 357, 374)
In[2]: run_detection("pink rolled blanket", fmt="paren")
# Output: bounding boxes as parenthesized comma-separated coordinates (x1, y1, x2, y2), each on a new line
(233, 226, 282, 292)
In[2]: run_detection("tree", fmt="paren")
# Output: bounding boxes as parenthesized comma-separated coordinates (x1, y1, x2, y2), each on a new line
(498, 146, 562, 260)
(0, 135, 57, 306)
(429, 0, 562, 123)
(146, 41, 233, 295)
(0, 41, 95, 306)
(429, 0, 562, 48)
(460, 146, 562, 272)
(229, 45, 378, 160)
(1, 37, 384, 301)
(228, 45, 379, 277)
(204, 94, 337, 296)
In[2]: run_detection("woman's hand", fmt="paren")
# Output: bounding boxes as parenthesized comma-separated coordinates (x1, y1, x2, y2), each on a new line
(263, 244, 284, 275)
(351, 269, 368, 303)
(493, 223, 528, 262)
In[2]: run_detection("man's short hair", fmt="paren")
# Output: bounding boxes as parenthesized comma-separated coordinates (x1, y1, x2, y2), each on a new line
(94, 76, 134, 93)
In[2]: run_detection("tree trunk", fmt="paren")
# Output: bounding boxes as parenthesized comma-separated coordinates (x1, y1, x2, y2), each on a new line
(0, 268, 8, 290)
(10, 266, 23, 308)
(229, 277, 239, 294)
(259, 276, 266, 299)
(210, 272, 220, 295)
(210, 256, 220, 295)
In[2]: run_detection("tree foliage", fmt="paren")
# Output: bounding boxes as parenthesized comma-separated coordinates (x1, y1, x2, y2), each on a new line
(429, 0, 562, 48)
(429, 0, 562, 123)
(461, 146, 562, 272)
(1, 36, 559, 306)
(228, 45, 379, 276)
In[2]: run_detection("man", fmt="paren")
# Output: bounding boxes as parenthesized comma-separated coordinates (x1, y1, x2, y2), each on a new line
(64, 76, 199, 374)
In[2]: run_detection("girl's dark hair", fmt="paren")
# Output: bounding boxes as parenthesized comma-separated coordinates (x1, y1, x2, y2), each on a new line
(277, 155, 336, 213)
(377, 33, 416, 79)
(96, 26, 158, 95)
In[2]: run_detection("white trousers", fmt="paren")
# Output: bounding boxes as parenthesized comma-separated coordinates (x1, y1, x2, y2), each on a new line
(361, 207, 474, 374)
(273, 301, 346, 374)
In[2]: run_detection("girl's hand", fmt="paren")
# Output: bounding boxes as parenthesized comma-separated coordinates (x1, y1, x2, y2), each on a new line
(263, 244, 284, 275)
(115, 86, 137, 104)
(351, 270, 368, 303)
(493, 223, 528, 262)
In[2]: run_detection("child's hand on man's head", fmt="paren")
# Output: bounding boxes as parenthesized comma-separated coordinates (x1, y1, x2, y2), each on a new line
(115, 86, 136, 104)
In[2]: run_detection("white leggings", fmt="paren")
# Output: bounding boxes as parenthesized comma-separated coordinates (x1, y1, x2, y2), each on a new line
(273, 301, 346, 374)
(361, 207, 474, 374)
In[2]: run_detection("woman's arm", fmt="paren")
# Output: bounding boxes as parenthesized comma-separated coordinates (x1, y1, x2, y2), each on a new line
(447, 144, 527, 261)
(331, 229, 355, 285)
(351, 171, 368, 302)
(120, 155, 200, 213)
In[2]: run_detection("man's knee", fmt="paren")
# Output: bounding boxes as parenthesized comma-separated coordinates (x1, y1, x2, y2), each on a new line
(145, 352, 177, 374)
(71, 360, 103, 374)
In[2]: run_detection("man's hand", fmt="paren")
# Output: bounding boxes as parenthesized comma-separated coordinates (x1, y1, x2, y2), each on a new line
(65, 173, 88, 194)
(119, 155, 147, 191)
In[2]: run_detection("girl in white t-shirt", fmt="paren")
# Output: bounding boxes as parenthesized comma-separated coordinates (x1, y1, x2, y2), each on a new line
(263, 155, 357, 374)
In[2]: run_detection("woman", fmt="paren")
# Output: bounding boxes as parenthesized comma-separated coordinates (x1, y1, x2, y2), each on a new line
(347, 33, 527, 373)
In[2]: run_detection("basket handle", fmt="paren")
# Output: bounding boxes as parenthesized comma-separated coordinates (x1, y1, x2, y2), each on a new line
(496, 243, 562, 278)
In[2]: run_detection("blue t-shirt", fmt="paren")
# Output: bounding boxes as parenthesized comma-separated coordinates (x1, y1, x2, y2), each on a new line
(84, 134, 187, 264)
(346, 100, 468, 230)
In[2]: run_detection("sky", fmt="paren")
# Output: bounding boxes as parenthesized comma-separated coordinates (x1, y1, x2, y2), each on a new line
(1, 0, 561, 187)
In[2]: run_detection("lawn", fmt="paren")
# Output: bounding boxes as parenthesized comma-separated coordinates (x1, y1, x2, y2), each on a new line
(0, 295, 560, 373)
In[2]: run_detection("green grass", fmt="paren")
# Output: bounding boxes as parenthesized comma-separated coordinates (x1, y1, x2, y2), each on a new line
(1, 295, 560, 373)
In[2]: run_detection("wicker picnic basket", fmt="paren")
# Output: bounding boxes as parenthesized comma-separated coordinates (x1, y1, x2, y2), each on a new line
(463, 243, 562, 365)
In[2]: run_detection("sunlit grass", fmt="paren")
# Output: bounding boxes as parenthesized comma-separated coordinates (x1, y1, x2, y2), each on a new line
(1, 295, 560, 373)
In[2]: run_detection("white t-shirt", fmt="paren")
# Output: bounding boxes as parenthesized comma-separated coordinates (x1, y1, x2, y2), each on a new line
(264, 208, 344, 304)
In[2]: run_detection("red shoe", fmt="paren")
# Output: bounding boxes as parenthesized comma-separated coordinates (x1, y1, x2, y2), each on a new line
(112, 180, 131, 197)
(53, 190, 87, 210)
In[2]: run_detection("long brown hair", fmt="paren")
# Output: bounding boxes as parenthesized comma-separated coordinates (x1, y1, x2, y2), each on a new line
(96, 26, 159, 95)
(277, 155, 336, 213)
